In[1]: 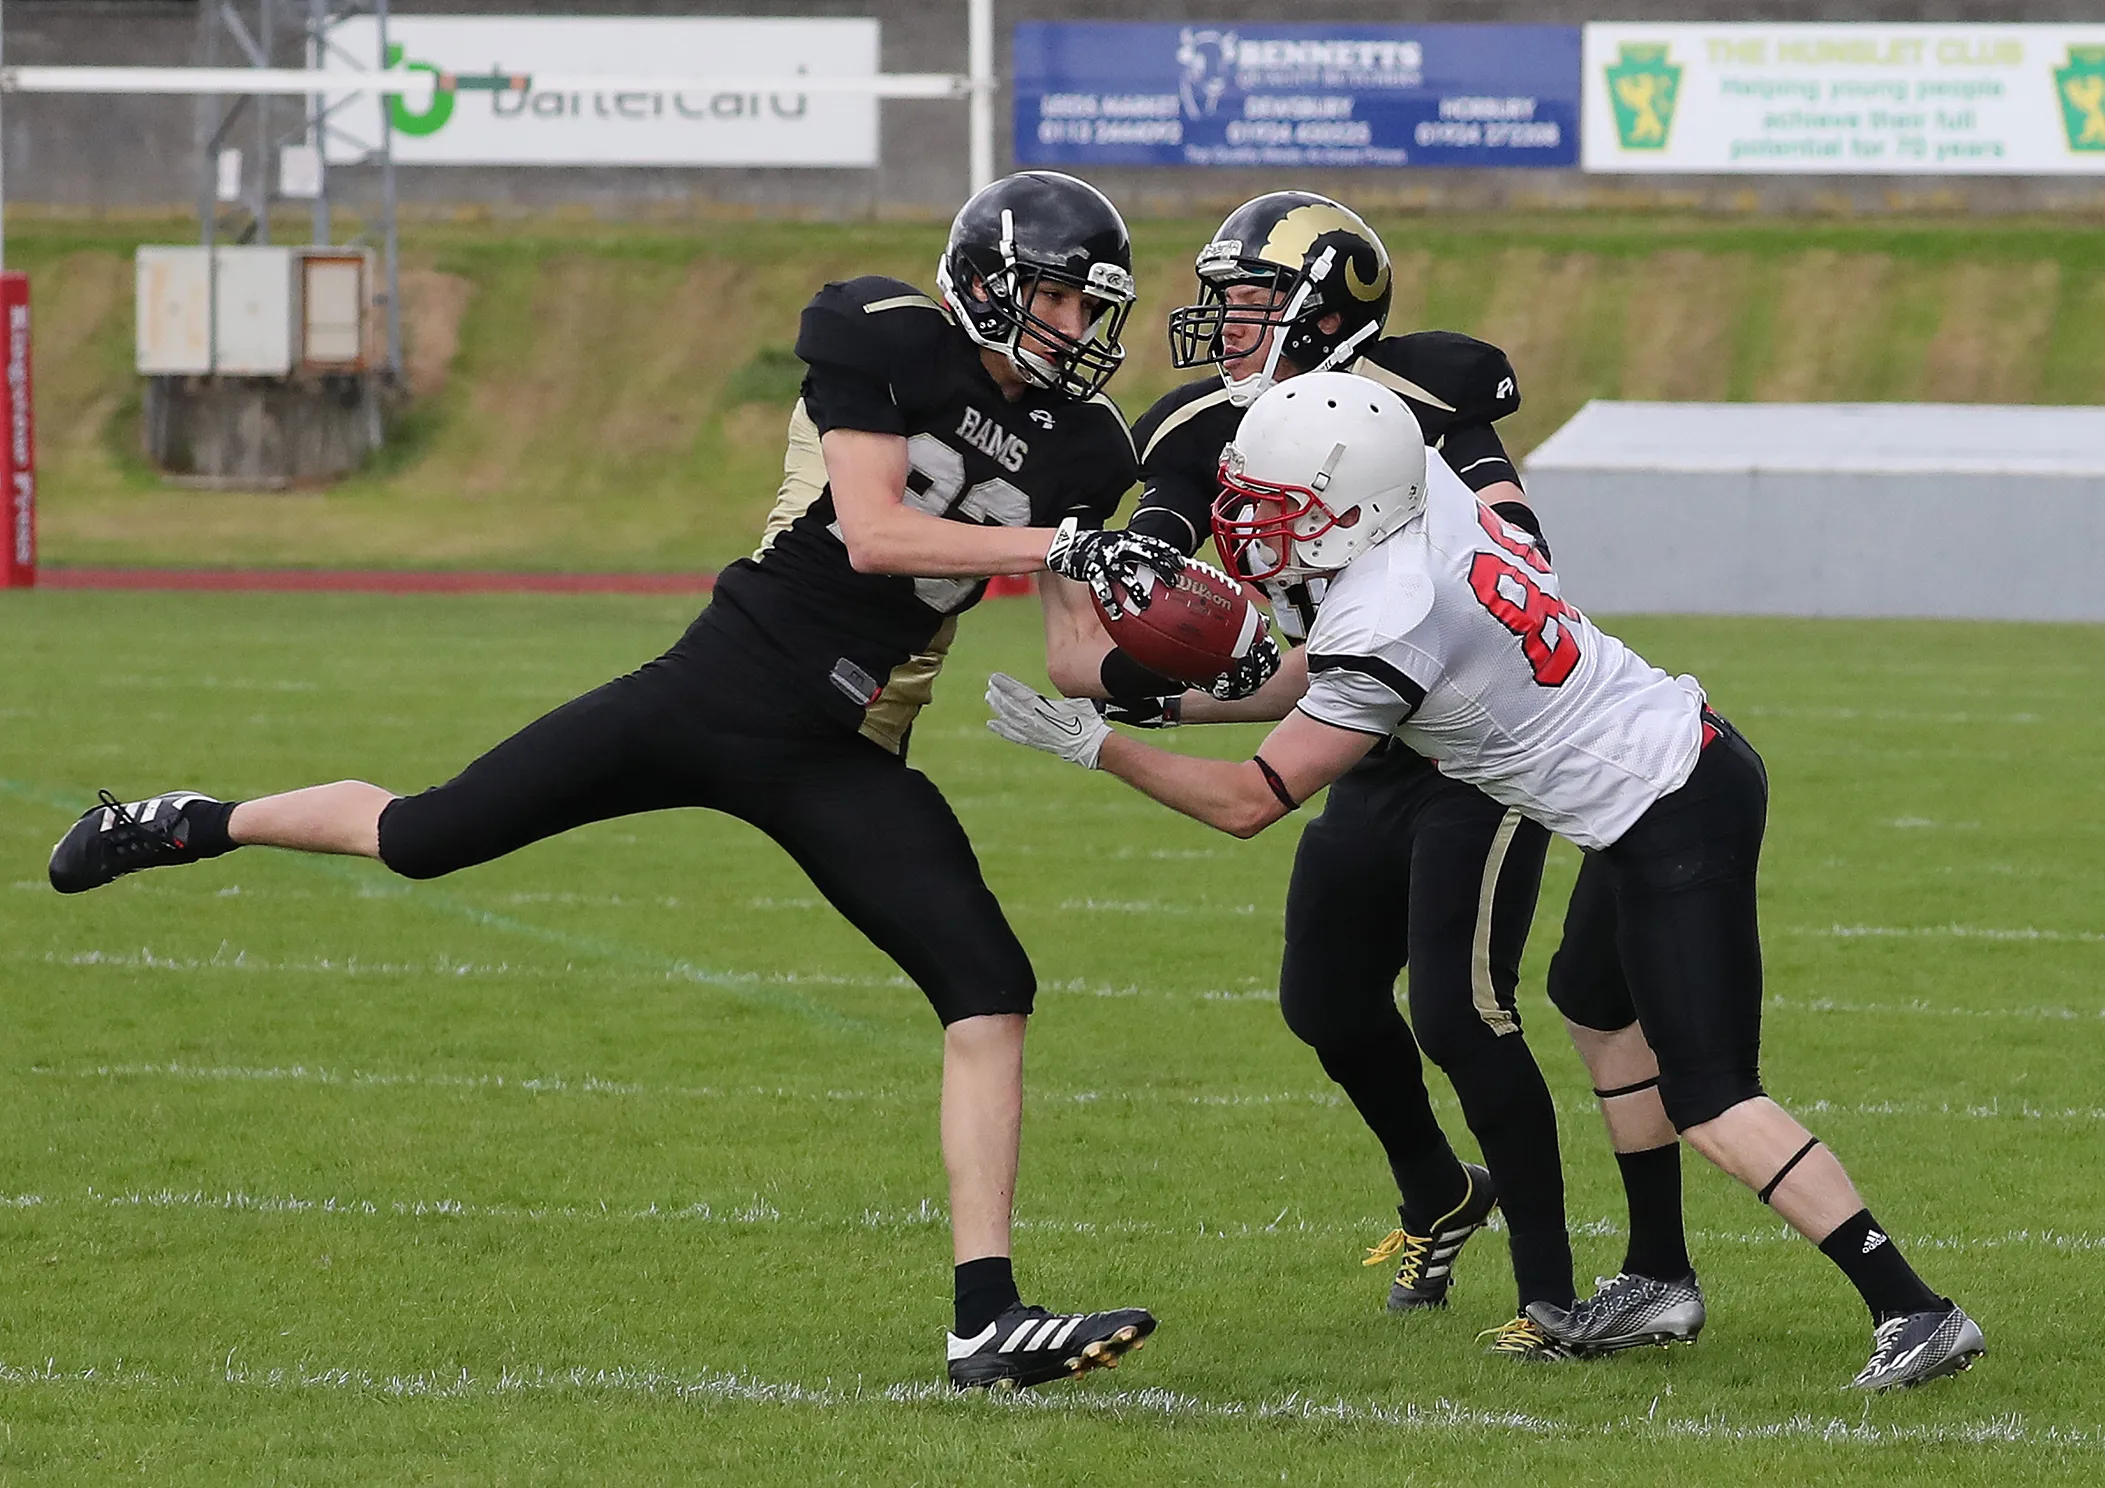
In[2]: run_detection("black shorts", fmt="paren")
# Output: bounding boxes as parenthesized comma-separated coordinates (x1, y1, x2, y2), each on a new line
(374, 601, 1035, 1025)
(1280, 745, 1551, 1065)
(1546, 713, 1769, 1130)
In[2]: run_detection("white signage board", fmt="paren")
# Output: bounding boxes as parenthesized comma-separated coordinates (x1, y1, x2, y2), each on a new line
(321, 17, 879, 167)
(1583, 24, 2105, 174)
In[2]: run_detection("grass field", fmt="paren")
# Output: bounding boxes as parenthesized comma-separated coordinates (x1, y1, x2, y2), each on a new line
(3, 589, 2102, 1483)
(17, 211, 2105, 571)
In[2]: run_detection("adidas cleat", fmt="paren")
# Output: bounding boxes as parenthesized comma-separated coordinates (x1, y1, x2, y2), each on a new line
(49, 791, 224, 894)
(1849, 1301, 1985, 1392)
(1478, 1314, 1579, 1362)
(1526, 1272, 1705, 1355)
(946, 1303, 1156, 1391)
(1364, 1162, 1498, 1311)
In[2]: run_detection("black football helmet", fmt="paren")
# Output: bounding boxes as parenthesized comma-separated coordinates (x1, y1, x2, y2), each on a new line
(1167, 191, 1392, 406)
(936, 171, 1136, 401)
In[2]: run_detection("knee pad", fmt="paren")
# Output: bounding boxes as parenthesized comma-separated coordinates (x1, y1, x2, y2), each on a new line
(1658, 1068, 1765, 1132)
(374, 794, 464, 881)
(1277, 977, 1401, 1056)
(1407, 992, 1510, 1073)
(927, 960, 1037, 1027)
(1545, 946, 1637, 1033)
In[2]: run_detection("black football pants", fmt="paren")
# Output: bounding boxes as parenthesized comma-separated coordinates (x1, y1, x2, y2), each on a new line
(1279, 748, 1574, 1308)
(373, 603, 1036, 1026)
(1546, 713, 1769, 1131)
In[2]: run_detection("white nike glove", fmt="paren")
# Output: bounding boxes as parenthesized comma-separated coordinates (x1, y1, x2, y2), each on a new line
(985, 672, 1113, 770)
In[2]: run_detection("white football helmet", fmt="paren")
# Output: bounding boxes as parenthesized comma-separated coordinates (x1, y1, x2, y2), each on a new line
(1211, 372, 1427, 583)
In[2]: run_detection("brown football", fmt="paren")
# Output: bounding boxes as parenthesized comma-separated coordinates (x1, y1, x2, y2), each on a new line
(1093, 557, 1266, 688)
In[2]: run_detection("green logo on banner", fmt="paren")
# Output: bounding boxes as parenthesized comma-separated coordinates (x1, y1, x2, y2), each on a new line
(1605, 43, 1681, 152)
(386, 41, 455, 137)
(2057, 46, 2105, 153)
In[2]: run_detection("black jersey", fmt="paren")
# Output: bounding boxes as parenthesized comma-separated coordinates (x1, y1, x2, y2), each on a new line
(1127, 331, 1524, 561)
(710, 275, 1137, 753)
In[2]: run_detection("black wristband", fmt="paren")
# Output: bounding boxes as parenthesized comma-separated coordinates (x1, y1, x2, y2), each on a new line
(1100, 648, 1181, 700)
(1252, 754, 1300, 812)
(1490, 499, 1552, 563)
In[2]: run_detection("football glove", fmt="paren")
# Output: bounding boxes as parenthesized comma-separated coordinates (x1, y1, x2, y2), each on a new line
(986, 673, 1112, 769)
(1206, 630, 1283, 702)
(1044, 518, 1185, 621)
(1101, 695, 1183, 728)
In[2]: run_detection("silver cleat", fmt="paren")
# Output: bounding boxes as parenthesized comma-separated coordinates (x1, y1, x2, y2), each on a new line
(1850, 1302, 1985, 1391)
(1525, 1271, 1705, 1355)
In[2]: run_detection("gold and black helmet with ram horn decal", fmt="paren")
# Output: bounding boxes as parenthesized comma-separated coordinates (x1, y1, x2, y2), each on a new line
(1166, 192, 1392, 406)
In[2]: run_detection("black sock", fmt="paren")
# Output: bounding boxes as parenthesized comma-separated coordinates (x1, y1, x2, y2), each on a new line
(180, 798, 242, 859)
(1818, 1209, 1940, 1323)
(953, 1256, 1019, 1337)
(1615, 1143, 1692, 1280)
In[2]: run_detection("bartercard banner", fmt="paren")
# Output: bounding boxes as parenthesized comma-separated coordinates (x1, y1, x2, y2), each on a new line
(321, 17, 878, 167)
(1583, 24, 2105, 174)
(1013, 23, 1579, 169)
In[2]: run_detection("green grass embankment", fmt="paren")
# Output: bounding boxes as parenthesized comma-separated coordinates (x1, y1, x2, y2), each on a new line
(18, 214, 2105, 571)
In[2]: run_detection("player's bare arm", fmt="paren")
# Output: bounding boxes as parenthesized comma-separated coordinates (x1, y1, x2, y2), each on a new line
(1175, 643, 1309, 723)
(825, 427, 1057, 578)
(1101, 706, 1374, 837)
(985, 674, 1370, 839)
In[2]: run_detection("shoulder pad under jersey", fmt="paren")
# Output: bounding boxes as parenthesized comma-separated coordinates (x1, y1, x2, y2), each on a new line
(796, 276, 951, 381)
(1134, 376, 1241, 472)
(1353, 332, 1520, 438)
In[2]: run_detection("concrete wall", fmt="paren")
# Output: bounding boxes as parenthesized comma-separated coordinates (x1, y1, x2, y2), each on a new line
(9, 1, 2105, 220)
(1528, 469, 2105, 620)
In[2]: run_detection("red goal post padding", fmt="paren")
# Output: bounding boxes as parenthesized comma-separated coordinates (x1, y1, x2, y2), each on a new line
(1, 272, 33, 589)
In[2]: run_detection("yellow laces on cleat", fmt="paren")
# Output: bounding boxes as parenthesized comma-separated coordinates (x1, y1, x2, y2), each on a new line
(1363, 1228, 1412, 1267)
(1477, 1315, 1573, 1360)
(1363, 1226, 1439, 1293)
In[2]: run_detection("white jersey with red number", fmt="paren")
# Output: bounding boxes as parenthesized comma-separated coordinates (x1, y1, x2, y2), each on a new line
(1297, 451, 1706, 850)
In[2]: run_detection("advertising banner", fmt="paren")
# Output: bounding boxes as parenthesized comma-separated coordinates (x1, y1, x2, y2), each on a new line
(1583, 24, 2105, 174)
(1, 273, 35, 590)
(1014, 23, 1579, 169)
(321, 17, 879, 167)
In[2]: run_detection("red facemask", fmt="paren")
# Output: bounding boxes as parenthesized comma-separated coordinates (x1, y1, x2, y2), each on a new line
(1210, 457, 1355, 583)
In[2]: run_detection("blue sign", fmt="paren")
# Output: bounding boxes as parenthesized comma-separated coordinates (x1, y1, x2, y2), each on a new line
(1014, 23, 1580, 169)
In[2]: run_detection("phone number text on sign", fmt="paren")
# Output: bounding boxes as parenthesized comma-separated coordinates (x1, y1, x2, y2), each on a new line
(1015, 23, 1580, 169)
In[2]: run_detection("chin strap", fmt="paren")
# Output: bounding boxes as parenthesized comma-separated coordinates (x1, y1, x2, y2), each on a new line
(1222, 267, 1320, 407)
(1222, 245, 1384, 406)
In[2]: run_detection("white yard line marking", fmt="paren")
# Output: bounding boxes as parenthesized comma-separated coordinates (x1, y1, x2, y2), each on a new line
(0, 1355, 2091, 1449)
(1768, 991, 2105, 1023)
(11, 1184, 2105, 1259)
(37, 1060, 2105, 1125)
(28, 947, 1273, 1008)
(1795, 923, 2105, 947)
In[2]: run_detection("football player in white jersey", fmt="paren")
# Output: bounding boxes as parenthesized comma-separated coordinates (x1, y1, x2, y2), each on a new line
(987, 373, 1984, 1392)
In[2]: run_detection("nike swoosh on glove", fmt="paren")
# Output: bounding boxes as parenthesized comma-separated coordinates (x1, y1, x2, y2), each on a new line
(1043, 518, 1187, 621)
(986, 673, 1113, 769)
(1207, 630, 1282, 702)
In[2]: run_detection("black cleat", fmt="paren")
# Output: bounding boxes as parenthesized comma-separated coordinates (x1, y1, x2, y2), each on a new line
(49, 790, 222, 894)
(946, 1303, 1156, 1391)
(1364, 1162, 1498, 1311)
(1850, 1301, 1985, 1391)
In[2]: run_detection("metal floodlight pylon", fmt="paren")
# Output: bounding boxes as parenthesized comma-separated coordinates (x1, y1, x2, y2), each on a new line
(0, 0, 1004, 389)
(189, 0, 403, 379)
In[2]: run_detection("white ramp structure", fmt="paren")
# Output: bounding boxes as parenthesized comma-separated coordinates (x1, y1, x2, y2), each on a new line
(1522, 401, 2105, 622)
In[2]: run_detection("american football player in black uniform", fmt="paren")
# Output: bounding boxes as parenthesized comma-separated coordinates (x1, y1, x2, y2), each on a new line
(46, 171, 1183, 1392)
(1052, 192, 1698, 1359)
